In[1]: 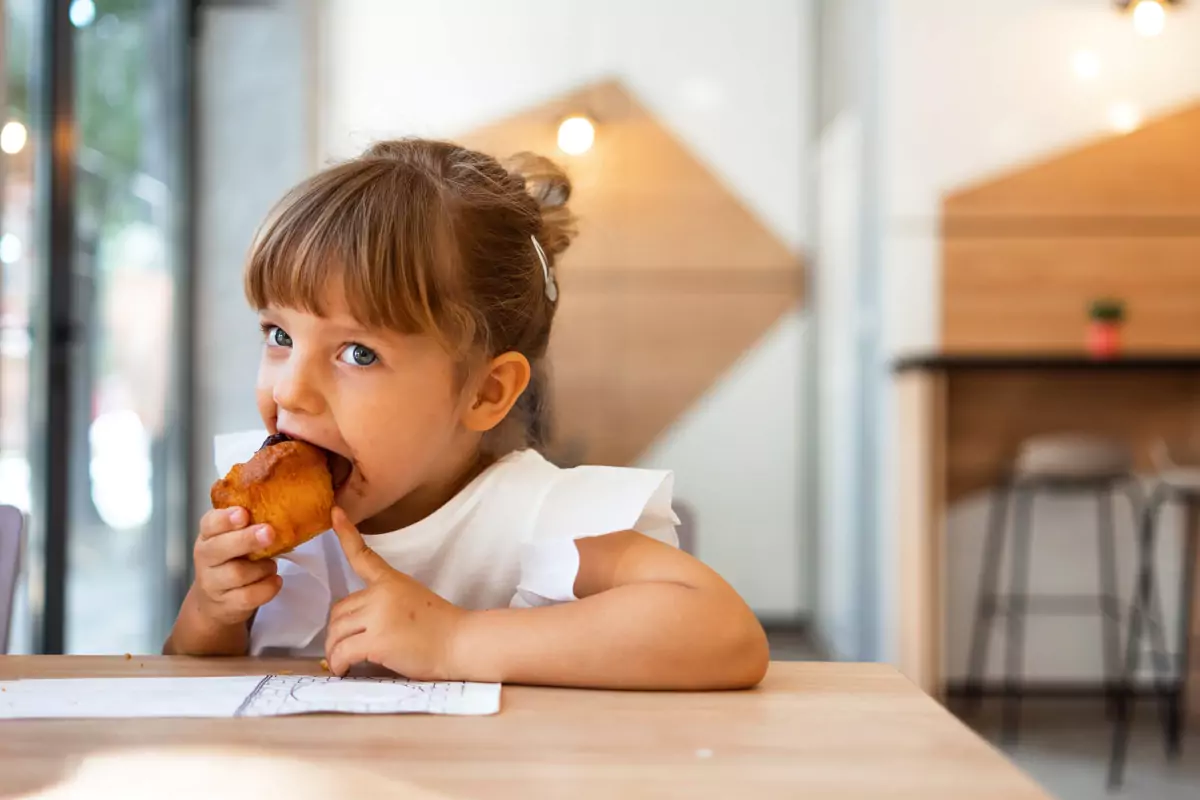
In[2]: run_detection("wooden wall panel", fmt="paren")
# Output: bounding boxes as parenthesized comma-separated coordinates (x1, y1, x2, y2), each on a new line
(941, 102, 1200, 354)
(945, 104, 1200, 218)
(456, 81, 803, 464)
(943, 237, 1200, 353)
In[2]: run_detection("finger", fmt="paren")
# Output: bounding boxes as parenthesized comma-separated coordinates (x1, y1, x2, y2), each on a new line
(223, 574, 283, 613)
(332, 507, 391, 584)
(199, 507, 248, 540)
(329, 590, 370, 622)
(324, 607, 367, 660)
(327, 631, 372, 678)
(206, 558, 278, 594)
(199, 524, 275, 566)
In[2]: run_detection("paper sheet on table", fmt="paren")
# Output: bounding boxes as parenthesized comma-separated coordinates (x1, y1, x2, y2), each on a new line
(0, 675, 501, 719)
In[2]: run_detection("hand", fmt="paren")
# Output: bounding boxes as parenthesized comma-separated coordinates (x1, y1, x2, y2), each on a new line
(192, 507, 283, 626)
(325, 507, 468, 680)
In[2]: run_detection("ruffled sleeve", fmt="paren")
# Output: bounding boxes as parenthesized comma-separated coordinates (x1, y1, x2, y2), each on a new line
(511, 466, 680, 608)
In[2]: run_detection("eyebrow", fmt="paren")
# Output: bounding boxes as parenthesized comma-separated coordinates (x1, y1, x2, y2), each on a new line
(259, 309, 386, 340)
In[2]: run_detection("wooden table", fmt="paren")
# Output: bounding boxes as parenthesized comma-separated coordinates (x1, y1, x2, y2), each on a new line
(0, 657, 1049, 799)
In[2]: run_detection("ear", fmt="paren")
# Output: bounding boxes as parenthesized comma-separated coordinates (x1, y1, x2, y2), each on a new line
(461, 351, 531, 433)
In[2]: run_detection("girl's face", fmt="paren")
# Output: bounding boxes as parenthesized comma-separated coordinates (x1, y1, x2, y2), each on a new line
(255, 284, 481, 533)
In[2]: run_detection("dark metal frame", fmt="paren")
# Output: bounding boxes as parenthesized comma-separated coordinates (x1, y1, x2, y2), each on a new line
(28, 0, 76, 655)
(1108, 484, 1197, 788)
(962, 475, 1137, 744)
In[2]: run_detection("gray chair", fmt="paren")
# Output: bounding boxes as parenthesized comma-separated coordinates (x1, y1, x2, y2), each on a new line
(0, 505, 25, 654)
(674, 501, 696, 556)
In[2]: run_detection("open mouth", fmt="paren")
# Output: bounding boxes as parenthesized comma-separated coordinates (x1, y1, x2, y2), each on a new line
(261, 432, 354, 491)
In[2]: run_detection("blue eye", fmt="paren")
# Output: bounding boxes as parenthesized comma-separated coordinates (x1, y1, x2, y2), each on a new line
(265, 326, 292, 348)
(339, 343, 378, 367)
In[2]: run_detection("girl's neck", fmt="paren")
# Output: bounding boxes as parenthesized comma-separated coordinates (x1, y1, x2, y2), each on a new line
(357, 447, 491, 535)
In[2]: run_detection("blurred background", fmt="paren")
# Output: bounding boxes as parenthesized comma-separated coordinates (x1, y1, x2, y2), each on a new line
(2, 0, 1200, 796)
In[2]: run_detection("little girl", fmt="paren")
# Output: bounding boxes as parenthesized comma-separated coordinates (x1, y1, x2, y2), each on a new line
(165, 140, 769, 689)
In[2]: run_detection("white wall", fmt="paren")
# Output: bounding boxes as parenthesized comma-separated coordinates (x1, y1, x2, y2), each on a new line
(195, 1, 319, 527)
(322, 0, 814, 617)
(878, 0, 1200, 680)
(813, 112, 864, 657)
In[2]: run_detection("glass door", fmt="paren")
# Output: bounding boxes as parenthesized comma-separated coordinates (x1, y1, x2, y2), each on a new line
(0, 0, 39, 653)
(3, 0, 192, 654)
(64, 0, 192, 654)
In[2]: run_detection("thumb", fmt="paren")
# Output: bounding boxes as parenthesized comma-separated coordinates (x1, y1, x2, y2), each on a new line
(331, 507, 392, 584)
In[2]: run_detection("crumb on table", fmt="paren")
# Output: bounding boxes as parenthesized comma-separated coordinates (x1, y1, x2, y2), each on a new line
(123, 653, 132, 660)
(319, 658, 330, 672)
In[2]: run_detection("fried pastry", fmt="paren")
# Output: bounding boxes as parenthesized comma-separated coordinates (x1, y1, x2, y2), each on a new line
(210, 433, 335, 560)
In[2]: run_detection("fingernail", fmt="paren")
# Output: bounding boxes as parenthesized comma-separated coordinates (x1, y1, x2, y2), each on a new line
(256, 526, 273, 545)
(230, 508, 247, 526)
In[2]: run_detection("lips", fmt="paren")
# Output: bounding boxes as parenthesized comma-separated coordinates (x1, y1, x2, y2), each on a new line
(261, 432, 354, 491)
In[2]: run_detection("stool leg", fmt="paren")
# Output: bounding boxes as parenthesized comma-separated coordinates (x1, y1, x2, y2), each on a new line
(1169, 498, 1199, 758)
(1003, 485, 1034, 746)
(965, 482, 1010, 714)
(1141, 505, 1176, 744)
(1098, 486, 1122, 718)
(1108, 492, 1160, 789)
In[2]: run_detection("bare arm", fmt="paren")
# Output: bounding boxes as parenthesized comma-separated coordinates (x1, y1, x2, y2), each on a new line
(447, 531, 769, 690)
(163, 587, 251, 656)
(163, 508, 281, 656)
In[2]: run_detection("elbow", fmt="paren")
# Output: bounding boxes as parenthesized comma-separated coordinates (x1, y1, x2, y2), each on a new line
(730, 618, 771, 689)
(709, 612, 769, 690)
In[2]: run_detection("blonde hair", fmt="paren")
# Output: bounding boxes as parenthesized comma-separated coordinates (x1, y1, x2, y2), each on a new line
(244, 139, 576, 454)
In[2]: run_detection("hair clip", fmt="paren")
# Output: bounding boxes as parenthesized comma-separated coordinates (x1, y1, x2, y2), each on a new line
(531, 235, 558, 303)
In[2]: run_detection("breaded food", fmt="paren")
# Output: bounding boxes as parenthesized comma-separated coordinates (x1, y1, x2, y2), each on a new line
(210, 433, 334, 560)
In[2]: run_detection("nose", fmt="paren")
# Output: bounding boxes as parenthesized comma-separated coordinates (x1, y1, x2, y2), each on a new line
(271, 351, 327, 417)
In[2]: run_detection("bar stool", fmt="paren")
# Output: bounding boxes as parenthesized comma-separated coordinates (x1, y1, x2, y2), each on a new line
(964, 434, 1135, 745)
(1108, 442, 1199, 788)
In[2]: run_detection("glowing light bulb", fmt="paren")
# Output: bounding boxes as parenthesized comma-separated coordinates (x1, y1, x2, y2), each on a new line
(1072, 50, 1101, 80)
(1132, 0, 1166, 37)
(557, 116, 595, 156)
(0, 121, 27, 154)
(1108, 102, 1143, 134)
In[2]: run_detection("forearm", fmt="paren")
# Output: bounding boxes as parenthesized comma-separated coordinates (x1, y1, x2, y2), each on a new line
(449, 582, 769, 690)
(163, 585, 251, 656)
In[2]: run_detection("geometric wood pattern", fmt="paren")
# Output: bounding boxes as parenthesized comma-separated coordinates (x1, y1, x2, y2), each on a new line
(942, 103, 1200, 353)
(458, 81, 803, 465)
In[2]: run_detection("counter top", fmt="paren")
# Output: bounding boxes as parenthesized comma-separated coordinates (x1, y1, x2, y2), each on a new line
(893, 353, 1200, 373)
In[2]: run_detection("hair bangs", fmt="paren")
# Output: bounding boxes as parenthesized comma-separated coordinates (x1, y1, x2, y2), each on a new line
(243, 160, 472, 351)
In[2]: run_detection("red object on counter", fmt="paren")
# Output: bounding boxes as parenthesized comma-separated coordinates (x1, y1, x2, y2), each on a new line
(1088, 321, 1121, 358)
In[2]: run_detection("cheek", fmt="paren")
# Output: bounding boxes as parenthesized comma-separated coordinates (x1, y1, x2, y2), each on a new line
(255, 358, 278, 426)
(339, 372, 461, 463)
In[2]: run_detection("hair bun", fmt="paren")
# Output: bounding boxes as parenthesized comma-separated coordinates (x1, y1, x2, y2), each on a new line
(504, 152, 577, 261)
(505, 152, 570, 208)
